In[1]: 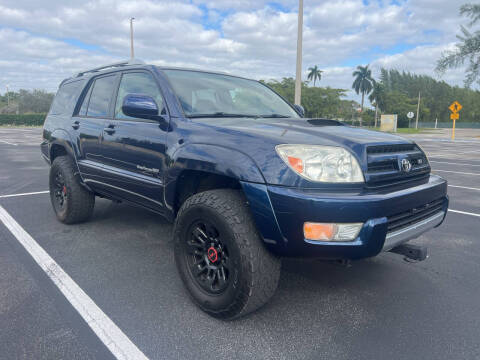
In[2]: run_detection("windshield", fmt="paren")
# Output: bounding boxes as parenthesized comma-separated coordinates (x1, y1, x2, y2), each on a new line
(162, 69, 300, 119)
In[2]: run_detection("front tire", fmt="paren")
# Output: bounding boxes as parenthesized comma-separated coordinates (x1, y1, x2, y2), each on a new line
(174, 189, 281, 320)
(49, 156, 95, 224)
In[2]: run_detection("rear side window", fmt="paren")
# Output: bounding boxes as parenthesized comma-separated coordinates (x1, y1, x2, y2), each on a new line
(49, 79, 86, 115)
(86, 75, 117, 117)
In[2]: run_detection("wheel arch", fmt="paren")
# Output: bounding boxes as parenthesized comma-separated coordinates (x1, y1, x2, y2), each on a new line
(48, 129, 80, 163)
(47, 129, 87, 188)
(166, 143, 265, 214)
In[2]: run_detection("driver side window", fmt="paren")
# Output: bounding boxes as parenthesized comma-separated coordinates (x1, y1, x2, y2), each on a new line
(115, 72, 165, 120)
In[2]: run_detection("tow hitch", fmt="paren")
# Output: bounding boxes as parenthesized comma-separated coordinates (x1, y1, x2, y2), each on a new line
(389, 243, 428, 262)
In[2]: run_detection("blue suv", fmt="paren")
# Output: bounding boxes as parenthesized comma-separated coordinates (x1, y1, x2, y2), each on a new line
(41, 60, 448, 319)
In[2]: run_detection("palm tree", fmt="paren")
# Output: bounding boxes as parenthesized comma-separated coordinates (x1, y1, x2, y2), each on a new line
(307, 65, 323, 87)
(436, 4, 480, 86)
(352, 64, 374, 126)
(368, 81, 385, 128)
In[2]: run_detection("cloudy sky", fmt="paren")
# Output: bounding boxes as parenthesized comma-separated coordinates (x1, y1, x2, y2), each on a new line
(0, 0, 470, 103)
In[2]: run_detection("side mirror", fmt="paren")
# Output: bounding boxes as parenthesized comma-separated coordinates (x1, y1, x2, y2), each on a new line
(293, 104, 305, 117)
(122, 94, 158, 119)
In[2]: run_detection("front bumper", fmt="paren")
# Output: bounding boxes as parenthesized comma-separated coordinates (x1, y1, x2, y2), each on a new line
(242, 175, 448, 259)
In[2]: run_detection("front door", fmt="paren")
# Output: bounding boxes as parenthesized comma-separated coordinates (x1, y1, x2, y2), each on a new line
(100, 71, 169, 213)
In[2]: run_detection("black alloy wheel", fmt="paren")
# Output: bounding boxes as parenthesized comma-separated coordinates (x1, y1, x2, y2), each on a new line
(185, 220, 231, 294)
(52, 171, 68, 211)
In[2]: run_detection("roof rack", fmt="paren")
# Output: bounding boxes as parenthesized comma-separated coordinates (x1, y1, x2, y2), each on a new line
(75, 59, 145, 77)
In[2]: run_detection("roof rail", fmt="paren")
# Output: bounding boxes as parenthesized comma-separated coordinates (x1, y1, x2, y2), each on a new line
(75, 59, 146, 77)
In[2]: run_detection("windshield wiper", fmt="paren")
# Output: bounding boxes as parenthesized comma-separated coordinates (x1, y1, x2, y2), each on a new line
(187, 112, 256, 118)
(257, 114, 291, 118)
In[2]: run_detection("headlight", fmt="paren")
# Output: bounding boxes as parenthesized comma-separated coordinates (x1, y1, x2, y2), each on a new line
(275, 144, 364, 183)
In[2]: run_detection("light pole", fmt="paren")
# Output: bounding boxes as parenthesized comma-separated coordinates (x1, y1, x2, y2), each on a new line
(6, 85, 9, 107)
(294, 0, 303, 105)
(415, 91, 420, 129)
(130, 17, 135, 59)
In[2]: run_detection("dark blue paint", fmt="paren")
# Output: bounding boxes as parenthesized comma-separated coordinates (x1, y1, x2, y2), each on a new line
(42, 63, 448, 260)
(122, 94, 159, 118)
(264, 176, 447, 258)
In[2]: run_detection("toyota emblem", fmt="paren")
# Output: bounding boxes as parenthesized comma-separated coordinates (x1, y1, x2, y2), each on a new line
(401, 158, 412, 173)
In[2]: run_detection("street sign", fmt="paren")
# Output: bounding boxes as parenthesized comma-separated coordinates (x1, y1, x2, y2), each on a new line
(449, 101, 462, 113)
(407, 112, 414, 119)
(448, 101, 462, 141)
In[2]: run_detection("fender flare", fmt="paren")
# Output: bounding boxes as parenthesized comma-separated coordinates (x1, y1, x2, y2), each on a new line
(49, 129, 84, 179)
(164, 143, 265, 209)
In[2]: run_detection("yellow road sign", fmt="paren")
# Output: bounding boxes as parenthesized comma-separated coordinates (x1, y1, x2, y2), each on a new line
(450, 112, 459, 120)
(449, 101, 462, 113)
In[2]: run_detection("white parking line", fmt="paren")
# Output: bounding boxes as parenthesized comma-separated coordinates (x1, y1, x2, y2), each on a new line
(449, 209, 480, 218)
(0, 139, 18, 146)
(0, 190, 49, 199)
(433, 169, 480, 176)
(430, 160, 480, 167)
(0, 205, 148, 360)
(428, 154, 476, 159)
(448, 185, 480, 191)
(456, 149, 480, 154)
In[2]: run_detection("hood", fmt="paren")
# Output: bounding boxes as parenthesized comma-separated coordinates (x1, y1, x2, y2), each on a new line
(188, 117, 417, 188)
(193, 117, 411, 149)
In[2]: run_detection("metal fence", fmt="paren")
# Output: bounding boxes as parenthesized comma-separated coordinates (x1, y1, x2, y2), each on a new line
(411, 121, 480, 129)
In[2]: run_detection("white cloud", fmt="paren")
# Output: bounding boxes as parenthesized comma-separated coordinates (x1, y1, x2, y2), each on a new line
(0, 0, 471, 100)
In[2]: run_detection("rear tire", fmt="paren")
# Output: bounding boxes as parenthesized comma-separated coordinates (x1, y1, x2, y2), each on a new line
(49, 156, 95, 224)
(174, 189, 281, 320)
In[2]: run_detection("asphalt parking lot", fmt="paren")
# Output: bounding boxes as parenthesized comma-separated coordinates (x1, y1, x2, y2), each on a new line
(1, 127, 479, 360)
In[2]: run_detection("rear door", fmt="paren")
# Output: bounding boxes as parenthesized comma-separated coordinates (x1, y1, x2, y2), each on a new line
(74, 73, 119, 184)
(99, 70, 169, 213)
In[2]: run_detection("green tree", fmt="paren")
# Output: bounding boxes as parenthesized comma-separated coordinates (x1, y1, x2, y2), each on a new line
(262, 77, 356, 120)
(436, 3, 480, 86)
(18, 89, 54, 113)
(378, 67, 480, 125)
(0, 89, 54, 114)
(352, 64, 374, 125)
(382, 91, 430, 128)
(368, 82, 386, 127)
(307, 65, 323, 87)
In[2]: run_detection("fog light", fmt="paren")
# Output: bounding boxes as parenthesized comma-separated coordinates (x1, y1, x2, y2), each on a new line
(304, 222, 363, 242)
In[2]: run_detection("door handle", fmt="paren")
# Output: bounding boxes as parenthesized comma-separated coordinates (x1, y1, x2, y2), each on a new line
(104, 124, 115, 135)
(72, 120, 80, 130)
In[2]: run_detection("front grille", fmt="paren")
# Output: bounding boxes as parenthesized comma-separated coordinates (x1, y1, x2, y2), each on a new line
(368, 160, 398, 172)
(367, 144, 417, 154)
(387, 198, 445, 233)
(366, 143, 430, 188)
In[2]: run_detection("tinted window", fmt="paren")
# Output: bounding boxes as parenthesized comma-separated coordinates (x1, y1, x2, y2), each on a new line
(87, 75, 117, 117)
(50, 79, 85, 115)
(115, 72, 164, 120)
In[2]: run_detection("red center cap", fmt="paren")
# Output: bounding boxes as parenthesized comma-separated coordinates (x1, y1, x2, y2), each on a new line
(207, 247, 218, 263)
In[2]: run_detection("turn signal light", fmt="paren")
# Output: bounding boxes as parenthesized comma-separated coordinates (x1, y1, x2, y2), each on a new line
(303, 222, 363, 242)
(304, 223, 335, 241)
(287, 156, 304, 173)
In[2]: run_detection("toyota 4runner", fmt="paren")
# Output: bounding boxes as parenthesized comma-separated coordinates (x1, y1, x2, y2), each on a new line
(41, 60, 448, 319)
